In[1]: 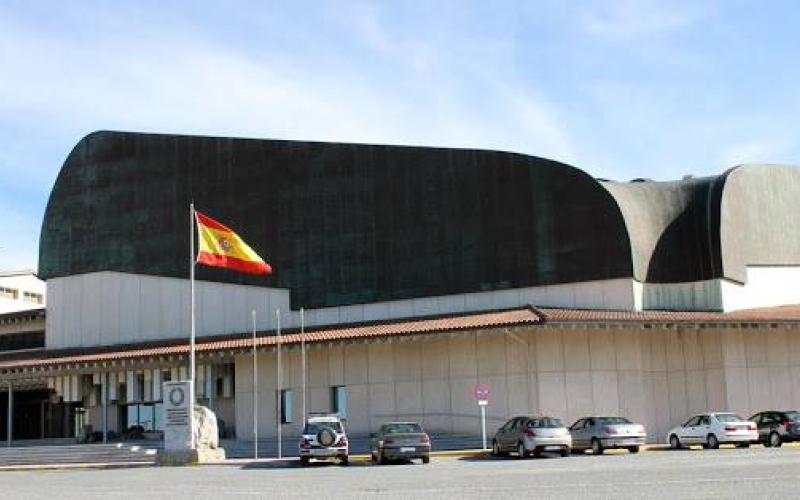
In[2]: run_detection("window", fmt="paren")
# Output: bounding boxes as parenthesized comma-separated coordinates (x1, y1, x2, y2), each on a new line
(277, 389, 294, 424)
(22, 291, 43, 304)
(0, 287, 18, 300)
(331, 386, 347, 418)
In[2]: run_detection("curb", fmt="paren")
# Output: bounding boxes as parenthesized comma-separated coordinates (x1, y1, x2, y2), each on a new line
(0, 461, 156, 472)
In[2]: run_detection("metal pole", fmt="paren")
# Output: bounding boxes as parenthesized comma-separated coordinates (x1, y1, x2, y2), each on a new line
(7, 381, 12, 447)
(190, 203, 196, 386)
(276, 308, 282, 459)
(301, 307, 306, 423)
(101, 372, 108, 443)
(480, 404, 487, 450)
(190, 203, 196, 449)
(252, 309, 258, 460)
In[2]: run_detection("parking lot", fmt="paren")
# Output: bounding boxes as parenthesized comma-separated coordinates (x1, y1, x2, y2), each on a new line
(3, 445, 800, 499)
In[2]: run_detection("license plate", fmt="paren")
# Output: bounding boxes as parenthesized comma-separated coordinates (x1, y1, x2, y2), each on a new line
(545, 446, 561, 451)
(400, 447, 415, 452)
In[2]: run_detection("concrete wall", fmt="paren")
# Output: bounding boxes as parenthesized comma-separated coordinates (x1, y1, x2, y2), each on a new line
(46, 272, 290, 349)
(233, 324, 800, 442)
(640, 266, 800, 312)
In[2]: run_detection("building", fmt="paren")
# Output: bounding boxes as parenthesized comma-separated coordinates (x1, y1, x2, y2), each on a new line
(3, 130, 800, 446)
(0, 271, 45, 315)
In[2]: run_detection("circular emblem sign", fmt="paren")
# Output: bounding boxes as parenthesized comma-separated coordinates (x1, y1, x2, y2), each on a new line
(474, 384, 490, 400)
(169, 386, 186, 406)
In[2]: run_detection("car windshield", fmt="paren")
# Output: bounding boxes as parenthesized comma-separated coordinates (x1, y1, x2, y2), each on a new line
(528, 418, 563, 428)
(597, 417, 632, 425)
(785, 411, 800, 421)
(715, 414, 745, 423)
(384, 423, 424, 434)
(304, 421, 343, 434)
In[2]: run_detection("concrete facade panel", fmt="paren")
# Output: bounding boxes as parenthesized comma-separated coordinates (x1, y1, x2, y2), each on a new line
(563, 330, 590, 371)
(476, 332, 506, 377)
(766, 330, 789, 367)
(507, 374, 530, 416)
(421, 338, 449, 380)
(685, 370, 708, 415)
(589, 330, 615, 370)
(537, 372, 567, 418)
(592, 371, 620, 416)
(701, 329, 722, 369)
(344, 344, 369, 385)
(565, 371, 593, 424)
(615, 329, 642, 371)
(367, 343, 396, 383)
(393, 341, 422, 382)
(448, 333, 478, 378)
(535, 330, 564, 372)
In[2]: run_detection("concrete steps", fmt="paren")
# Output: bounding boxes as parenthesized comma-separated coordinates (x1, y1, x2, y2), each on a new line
(0, 443, 161, 467)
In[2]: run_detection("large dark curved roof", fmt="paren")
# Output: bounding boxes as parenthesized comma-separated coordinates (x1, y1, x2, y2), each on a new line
(39, 131, 634, 308)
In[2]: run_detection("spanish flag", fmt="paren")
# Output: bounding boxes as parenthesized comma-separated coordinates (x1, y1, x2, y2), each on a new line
(195, 211, 272, 275)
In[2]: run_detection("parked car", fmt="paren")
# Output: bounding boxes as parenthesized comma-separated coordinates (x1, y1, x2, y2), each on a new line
(298, 413, 349, 466)
(370, 422, 431, 464)
(491, 416, 571, 458)
(666, 412, 757, 449)
(569, 416, 647, 454)
(749, 410, 800, 447)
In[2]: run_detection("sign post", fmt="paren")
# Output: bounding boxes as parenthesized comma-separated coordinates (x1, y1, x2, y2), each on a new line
(474, 384, 490, 450)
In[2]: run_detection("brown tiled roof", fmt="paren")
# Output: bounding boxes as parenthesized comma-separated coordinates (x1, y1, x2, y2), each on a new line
(0, 307, 541, 371)
(537, 304, 800, 323)
(4, 304, 800, 373)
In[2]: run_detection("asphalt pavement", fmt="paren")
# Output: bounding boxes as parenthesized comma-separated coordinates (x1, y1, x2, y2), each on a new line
(3, 445, 800, 499)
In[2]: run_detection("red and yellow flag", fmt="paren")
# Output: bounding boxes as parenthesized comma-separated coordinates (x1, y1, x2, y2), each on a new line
(195, 211, 272, 275)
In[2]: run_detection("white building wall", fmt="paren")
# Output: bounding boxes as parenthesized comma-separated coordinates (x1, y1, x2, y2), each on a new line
(232, 323, 800, 442)
(640, 266, 800, 312)
(0, 272, 46, 314)
(46, 272, 291, 349)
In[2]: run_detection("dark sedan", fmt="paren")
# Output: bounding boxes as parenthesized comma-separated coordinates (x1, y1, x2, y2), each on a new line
(370, 422, 431, 464)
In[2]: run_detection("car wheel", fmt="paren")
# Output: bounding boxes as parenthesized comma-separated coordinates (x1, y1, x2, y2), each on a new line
(707, 434, 720, 449)
(340, 455, 349, 466)
(629, 446, 640, 454)
(560, 448, 569, 458)
(492, 439, 502, 457)
(591, 438, 604, 455)
(669, 434, 681, 450)
(300, 456, 309, 467)
(422, 455, 430, 464)
(517, 441, 528, 459)
(769, 432, 782, 448)
(378, 450, 386, 465)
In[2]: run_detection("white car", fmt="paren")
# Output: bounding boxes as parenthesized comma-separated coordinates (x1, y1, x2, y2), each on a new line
(667, 412, 757, 449)
(299, 413, 349, 466)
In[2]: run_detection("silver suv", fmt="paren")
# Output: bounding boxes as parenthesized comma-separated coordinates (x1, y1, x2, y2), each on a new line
(299, 413, 349, 466)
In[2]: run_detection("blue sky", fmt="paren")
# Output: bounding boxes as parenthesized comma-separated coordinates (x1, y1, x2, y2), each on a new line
(1, 1, 800, 271)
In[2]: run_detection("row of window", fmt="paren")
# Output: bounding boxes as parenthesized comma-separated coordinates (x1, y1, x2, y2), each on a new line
(0, 286, 44, 303)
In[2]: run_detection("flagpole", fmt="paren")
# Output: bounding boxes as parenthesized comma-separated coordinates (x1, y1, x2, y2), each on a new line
(190, 204, 196, 387)
(190, 202, 196, 449)
(301, 307, 306, 423)
(276, 308, 282, 459)
(252, 309, 258, 460)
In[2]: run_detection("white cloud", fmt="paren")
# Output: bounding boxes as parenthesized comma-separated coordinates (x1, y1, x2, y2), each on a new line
(578, 0, 703, 39)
